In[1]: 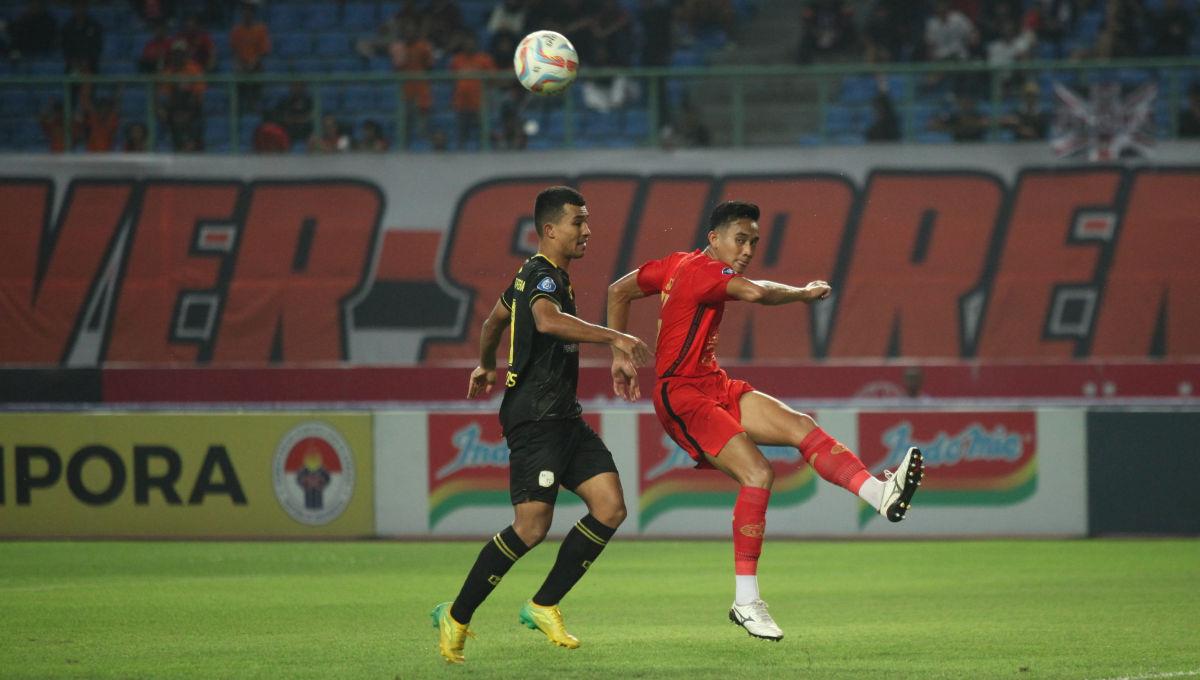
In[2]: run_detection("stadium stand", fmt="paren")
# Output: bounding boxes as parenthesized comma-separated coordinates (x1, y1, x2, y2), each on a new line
(0, 0, 1197, 153)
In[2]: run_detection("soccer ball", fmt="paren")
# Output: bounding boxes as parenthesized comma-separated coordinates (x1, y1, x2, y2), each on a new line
(513, 30, 579, 95)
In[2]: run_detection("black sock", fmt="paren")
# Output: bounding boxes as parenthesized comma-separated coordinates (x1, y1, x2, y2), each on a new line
(532, 514, 617, 607)
(450, 526, 530, 624)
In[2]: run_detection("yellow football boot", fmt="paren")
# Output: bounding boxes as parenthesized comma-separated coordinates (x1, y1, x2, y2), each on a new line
(431, 602, 474, 664)
(518, 601, 580, 649)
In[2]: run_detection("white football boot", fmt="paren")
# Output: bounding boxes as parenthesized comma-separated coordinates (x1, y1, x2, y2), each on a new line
(729, 599, 784, 641)
(878, 446, 924, 522)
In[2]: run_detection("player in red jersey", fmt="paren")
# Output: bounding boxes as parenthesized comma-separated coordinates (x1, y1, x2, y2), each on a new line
(606, 200, 924, 641)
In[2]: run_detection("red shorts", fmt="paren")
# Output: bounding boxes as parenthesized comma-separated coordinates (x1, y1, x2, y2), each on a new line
(652, 370, 755, 466)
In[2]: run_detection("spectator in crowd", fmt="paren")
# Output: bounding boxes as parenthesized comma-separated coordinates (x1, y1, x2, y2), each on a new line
(123, 121, 149, 151)
(639, 0, 673, 67)
(158, 41, 206, 151)
(492, 79, 528, 150)
(82, 89, 121, 151)
(924, 0, 977, 62)
(355, 1, 420, 60)
(930, 92, 988, 141)
(356, 119, 390, 151)
(661, 95, 711, 149)
(487, 0, 526, 46)
(129, 0, 177, 25)
(487, 29, 517, 78)
(62, 0, 103, 74)
(986, 18, 1035, 95)
(1150, 0, 1193, 57)
(797, 0, 856, 64)
(977, 0, 1023, 55)
(395, 23, 434, 146)
(175, 14, 216, 72)
(39, 98, 81, 152)
(231, 2, 271, 112)
(252, 116, 290, 152)
(1000, 80, 1049, 140)
(1094, 0, 1142, 59)
(1021, 0, 1073, 59)
(426, 0, 465, 51)
(865, 90, 901, 142)
(430, 128, 449, 151)
(139, 21, 173, 73)
(308, 114, 352, 152)
(450, 32, 496, 149)
(581, 44, 639, 114)
(594, 0, 635, 64)
(275, 81, 314, 145)
(7, 0, 57, 60)
(680, 0, 735, 34)
(862, 0, 904, 63)
(554, 0, 602, 63)
(1179, 84, 1200, 138)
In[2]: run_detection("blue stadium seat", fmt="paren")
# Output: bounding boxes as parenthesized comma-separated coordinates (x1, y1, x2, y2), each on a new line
(268, 4, 306, 31)
(623, 109, 650, 137)
(204, 88, 230, 115)
(306, 3, 340, 30)
(916, 130, 953, 144)
(342, 85, 377, 113)
(275, 33, 313, 58)
(838, 75, 876, 105)
(342, 2, 378, 30)
(315, 33, 352, 58)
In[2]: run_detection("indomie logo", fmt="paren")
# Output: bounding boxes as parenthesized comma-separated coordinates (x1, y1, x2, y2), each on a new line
(434, 424, 510, 480)
(880, 422, 1024, 469)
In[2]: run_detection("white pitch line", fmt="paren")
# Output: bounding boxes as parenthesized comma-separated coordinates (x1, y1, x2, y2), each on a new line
(1090, 670, 1200, 680)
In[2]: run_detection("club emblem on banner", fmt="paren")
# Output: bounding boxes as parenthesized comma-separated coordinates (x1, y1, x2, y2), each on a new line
(273, 421, 356, 526)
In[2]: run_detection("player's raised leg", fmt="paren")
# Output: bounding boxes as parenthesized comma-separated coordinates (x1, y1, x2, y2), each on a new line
(738, 390, 924, 521)
(432, 501, 550, 663)
(523, 468, 626, 649)
(702, 433, 783, 641)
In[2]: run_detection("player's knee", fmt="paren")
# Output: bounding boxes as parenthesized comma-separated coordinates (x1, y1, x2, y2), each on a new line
(595, 502, 627, 528)
(792, 413, 818, 443)
(513, 517, 551, 547)
(740, 457, 774, 489)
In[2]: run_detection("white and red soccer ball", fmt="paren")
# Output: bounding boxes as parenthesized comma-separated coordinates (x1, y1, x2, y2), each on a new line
(513, 30, 579, 95)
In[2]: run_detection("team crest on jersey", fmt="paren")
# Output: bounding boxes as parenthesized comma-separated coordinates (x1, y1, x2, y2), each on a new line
(537, 277, 557, 293)
(721, 267, 734, 275)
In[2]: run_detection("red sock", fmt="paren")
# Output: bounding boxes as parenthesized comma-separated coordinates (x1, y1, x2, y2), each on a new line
(798, 427, 872, 494)
(732, 486, 770, 576)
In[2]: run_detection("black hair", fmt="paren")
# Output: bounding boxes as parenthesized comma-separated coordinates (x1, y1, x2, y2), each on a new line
(708, 200, 760, 232)
(534, 186, 586, 236)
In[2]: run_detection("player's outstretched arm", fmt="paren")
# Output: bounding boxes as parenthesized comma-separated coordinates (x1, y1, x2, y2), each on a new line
(606, 269, 651, 336)
(606, 270, 653, 401)
(468, 298, 510, 398)
(531, 297, 652, 366)
(727, 277, 832, 306)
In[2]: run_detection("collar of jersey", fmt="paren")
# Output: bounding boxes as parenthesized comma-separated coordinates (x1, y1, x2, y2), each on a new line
(534, 252, 562, 270)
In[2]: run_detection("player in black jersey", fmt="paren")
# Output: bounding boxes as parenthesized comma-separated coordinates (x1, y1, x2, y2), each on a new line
(432, 186, 651, 664)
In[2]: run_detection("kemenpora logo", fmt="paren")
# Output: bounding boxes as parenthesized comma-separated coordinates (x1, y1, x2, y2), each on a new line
(273, 421, 356, 526)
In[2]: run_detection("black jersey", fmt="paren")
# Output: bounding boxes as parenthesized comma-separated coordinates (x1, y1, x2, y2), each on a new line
(499, 253, 582, 432)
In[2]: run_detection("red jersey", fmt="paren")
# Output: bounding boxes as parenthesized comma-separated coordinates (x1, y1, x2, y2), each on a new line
(636, 250, 741, 379)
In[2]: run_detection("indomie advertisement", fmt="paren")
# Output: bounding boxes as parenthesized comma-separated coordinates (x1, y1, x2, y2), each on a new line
(856, 411, 1037, 526)
(637, 414, 816, 530)
(427, 413, 595, 529)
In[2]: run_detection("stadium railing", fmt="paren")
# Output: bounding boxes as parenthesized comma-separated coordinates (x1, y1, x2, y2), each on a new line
(1, 56, 1197, 152)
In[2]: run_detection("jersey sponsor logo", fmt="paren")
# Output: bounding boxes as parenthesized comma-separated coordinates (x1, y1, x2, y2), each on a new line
(856, 411, 1038, 527)
(272, 421, 356, 526)
(514, 278, 525, 292)
(536, 277, 557, 293)
(637, 417, 813, 530)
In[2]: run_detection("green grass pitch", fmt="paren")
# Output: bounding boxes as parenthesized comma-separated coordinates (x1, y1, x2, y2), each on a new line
(1, 539, 1197, 679)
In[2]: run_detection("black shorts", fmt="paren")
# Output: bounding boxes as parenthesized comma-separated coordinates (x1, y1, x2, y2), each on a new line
(505, 417, 618, 505)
